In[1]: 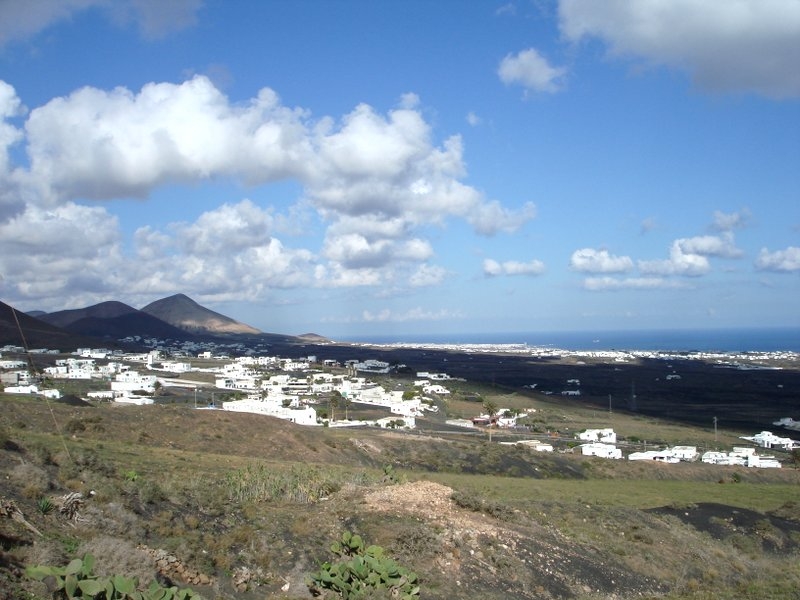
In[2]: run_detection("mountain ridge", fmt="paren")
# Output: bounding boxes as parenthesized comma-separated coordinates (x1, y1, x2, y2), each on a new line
(141, 293, 262, 336)
(3, 294, 323, 350)
(37, 300, 139, 329)
(0, 300, 101, 350)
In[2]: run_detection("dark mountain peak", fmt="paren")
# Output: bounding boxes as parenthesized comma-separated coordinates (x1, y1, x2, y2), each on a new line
(141, 295, 261, 336)
(297, 333, 331, 343)
(150, 293, 194, 306)
(0, 300, 100, 350)
(65, 312, 194, 341)
(37, 301, 138, 329)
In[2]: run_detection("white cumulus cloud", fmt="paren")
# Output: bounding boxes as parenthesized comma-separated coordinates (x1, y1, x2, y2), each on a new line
(498, 48, 566, 94)
(409, 264, 447, 287)
(468, 201, 537, 236)
(712, 209, 750, 232)
(0, 76, 538, 305)
(570, 248, 633, 273)
(675, 233, 742, 259)
(755, 246, 800, 272)
(638, 241, 711, 277)
(638, 232, 742, 276)
(483, 258, 545, 277)
(0, 202, 124, 308)
(24, 77, 312, 202)
(559, 0, 800, 98)
(0, 0, 203, 47)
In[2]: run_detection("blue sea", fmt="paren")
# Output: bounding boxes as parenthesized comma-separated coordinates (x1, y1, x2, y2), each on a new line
(340, 327, 800, 353)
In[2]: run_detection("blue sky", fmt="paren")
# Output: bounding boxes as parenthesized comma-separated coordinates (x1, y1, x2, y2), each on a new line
(0, 0, 798, 339)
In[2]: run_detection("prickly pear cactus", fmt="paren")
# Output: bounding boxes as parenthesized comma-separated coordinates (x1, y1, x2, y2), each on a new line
(308, 532, 420, 599)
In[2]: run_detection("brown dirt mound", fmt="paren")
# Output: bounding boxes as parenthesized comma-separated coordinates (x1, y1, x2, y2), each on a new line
(362, 481, 662, 599)
(363, 480, 498, 536)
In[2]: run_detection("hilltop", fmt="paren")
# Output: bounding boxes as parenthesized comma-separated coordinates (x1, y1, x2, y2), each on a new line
(141, 294, 262, 336)
(0, 295, 299, 350)
(0, 300, 101, 350)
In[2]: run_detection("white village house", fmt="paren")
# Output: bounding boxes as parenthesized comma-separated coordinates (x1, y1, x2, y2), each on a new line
(501, 439, 554, 452)
(702, 447, 782, 468)
(669, 446, 699, 461)
(739, 431, 799, 450)
(110, 371, 157, 394)
(576, 428, 617, 444)
(222, 397, 318, 426)
(628, 450, 679, 463)
(579, 442, 622, 459)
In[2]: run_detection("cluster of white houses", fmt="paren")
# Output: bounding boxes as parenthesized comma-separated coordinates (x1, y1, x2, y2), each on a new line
(2, 345, 797, 467)
(0, 347, 443, 428)
(571, 427, 794, 467)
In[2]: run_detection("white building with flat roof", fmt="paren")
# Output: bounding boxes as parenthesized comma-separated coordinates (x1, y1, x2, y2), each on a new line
(111, 371, 157, 394)
(740, 431, 799, 450)
(579, 442, 622, 459)
(577, 428, 616, 444)
(222, 398, 318, 426)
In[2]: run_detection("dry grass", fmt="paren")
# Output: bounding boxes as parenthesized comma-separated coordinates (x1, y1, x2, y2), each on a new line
(2, 391, 800, 599)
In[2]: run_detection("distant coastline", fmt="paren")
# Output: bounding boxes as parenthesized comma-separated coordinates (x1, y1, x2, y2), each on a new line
(338, 326, 800, 353)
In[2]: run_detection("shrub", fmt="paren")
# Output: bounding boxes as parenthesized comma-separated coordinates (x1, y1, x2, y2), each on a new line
(388, 524, 441, 564)
(450, 490, 516, 521)
(77, 537, 156, 589)
(65, 419, 86, 434)
(123, 477, 166, 506)
(37, 496, 55, 515)
(307, 531, 420, 599)
(26, 553, 203, 599)
(225, 463, 349, 504)
(28, 442, 56, 466)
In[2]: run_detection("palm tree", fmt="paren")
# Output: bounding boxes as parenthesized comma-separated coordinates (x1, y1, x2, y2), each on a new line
(329, 392, 340, 422)
(788, 448, 800, 470)
(343, 397, 352, 421)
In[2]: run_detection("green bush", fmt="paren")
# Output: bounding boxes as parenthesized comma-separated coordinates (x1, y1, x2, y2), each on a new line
(37, 496, 55, 515)
(26, 553, 202, 599)
(307, 531, 420, 599)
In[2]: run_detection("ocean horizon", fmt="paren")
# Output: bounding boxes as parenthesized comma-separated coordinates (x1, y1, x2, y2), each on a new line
(338, 326, 800, 353)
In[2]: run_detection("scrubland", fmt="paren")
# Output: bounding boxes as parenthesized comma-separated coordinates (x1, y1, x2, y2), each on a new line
(1, 378, 799, 599)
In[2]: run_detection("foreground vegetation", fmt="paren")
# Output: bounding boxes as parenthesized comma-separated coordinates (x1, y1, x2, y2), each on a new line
(1, 389, 799, 599)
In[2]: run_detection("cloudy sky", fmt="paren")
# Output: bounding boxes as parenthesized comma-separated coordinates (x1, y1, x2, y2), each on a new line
(0, 0, 798, 339)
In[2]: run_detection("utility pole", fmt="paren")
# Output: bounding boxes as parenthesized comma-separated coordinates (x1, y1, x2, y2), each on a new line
(608, 394, 612, 416)
(713, 416, 718, 442)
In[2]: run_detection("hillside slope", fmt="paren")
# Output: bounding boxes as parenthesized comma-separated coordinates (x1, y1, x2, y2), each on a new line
(1, 395, 798, 599)
(141, 294, 261, 336)
(0, 300, 93, 350)
(37, 301, 139, 329)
